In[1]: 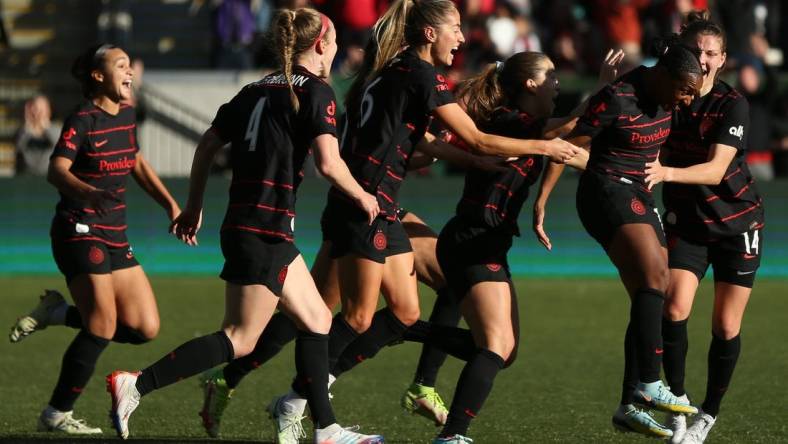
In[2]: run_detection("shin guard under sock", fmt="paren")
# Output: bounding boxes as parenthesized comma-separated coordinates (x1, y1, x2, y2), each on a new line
(441, 349, 505, 438)
(327, 313, 359, 374)
(292, 331, 335, 428)
(49, 330, 110, 411)
(332, 308, 407, 378)
(621, 322, 639, 405)
(662, 317, 689, 396)
(631, 288, 665, 383)
(702, 334, 741, 417)
(404, 320, 476, 362)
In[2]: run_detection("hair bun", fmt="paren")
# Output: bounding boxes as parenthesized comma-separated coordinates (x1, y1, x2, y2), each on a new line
(651, 34, 681, 57)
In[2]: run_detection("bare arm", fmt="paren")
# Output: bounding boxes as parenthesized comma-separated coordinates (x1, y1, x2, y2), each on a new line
(132, 152, 180, 221)
(645, 144, 738, 189)
(414, 131, 507, 172)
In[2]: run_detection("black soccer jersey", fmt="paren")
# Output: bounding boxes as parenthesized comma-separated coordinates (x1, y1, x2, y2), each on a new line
(212, 66, 337, 242)
(50, 102, 139, 247)
(455, 108, 546, 235)
(662, 81, 763, 240)
(330, 48, 455, 219)
(575, 66, 672, 189)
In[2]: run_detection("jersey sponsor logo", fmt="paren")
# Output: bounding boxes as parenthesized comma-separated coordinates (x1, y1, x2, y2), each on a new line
(277, 265, 288, 284)
(630, 126, 670, 144)
(95, 139, 109, 148)
(373, 231, 387, 251)
(486, 263, 502, 272)
(627, 114, 643, 122)
(435, 73, 449, 92)
(630, 197, 646, 216)
(88, 246, 105, 265)
(326, 100, 336, 116)
(729, 125, 744, 140)
(99, 156, 136, 172)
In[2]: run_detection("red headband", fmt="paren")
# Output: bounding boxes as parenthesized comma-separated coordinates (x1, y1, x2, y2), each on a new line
(313, 13, 330, 48)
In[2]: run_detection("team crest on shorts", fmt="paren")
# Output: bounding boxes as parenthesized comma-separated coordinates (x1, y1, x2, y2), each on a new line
(486, 263, 502, 272)
(88, 246, 105, 265)
(373, 231, 387, 251)
(277, 265, 288, 284)
(126, 247, 134, 259)
(630, 198, 646, 216)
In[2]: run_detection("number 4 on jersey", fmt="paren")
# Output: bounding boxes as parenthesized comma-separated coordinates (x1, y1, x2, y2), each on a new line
(245, 97, 267, 151)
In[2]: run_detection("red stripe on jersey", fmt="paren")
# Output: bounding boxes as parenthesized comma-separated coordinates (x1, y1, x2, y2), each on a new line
(610, 169, 646, 176)
(484, 204, 506, 218)
(616, 92, 635, 96)
(222, 225, 293, 241)
(406, 123, 416, 131)
(704, 204, 760, 224)
(386, 169, 403, 181)
(74, 171, 105, 179)
(232, 179, 294, 190)
(91, 224, 128, 231)
(724, 167, 741, 181)
(108, 171, 131, 176)
(228, 203, 296, 216)
(509, 163, 528, 177)
(494, 183, 514, 197)
(619, 115, 671, 129)
(83, 204, 126, 213)
(377, 190, 394, 203)
(87, 124, 136, 136)
(706, 181, 754, 202)
(77, 104, 130, 116)
(116, 188, 126, 193)
(63, 236, 129, 248)
(355, 153, 382, 165)
(396, 146, 409, 159)
(84, 148, 137, 157)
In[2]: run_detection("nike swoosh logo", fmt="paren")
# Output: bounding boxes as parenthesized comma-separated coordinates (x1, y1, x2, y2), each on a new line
(95, 139, 109, 147)
(742, 254, 757, 259)
(638, 391, 652, 403)
(628, 114, 643, 122)
(736, 270, 755, 275)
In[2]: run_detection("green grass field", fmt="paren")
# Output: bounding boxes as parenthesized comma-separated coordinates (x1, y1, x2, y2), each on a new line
(1, 276, 786, 443)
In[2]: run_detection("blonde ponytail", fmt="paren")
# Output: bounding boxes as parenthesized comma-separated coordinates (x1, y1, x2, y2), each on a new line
(272, 8, 326, 113)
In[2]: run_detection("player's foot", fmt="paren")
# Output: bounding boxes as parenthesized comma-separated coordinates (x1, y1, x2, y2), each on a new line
(106, 371, 141, 440)
(315, 423, 385, 444)
(611, 404, 673, 438)
(432, 434, 473, 443)
(198, 367, 234, 438)
(681, 410, 715, 444)
(667, 394, 689, 443)
(401, 383, 449, 426)
(37, 407, 102, 434)
(267, 394, 306, 444)
(9, 289, 66, 342)
(634, 381, 698, 414)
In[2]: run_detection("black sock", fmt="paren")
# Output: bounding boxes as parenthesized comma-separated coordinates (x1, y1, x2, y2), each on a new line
(135, 331, 234, 397)
(441, 349, 505, 438)
(662, 317, 689, 396)
(64, 306, 82, 329)
(404, 320, 476, 362)
(291, 331, 335, 428)
(414, 287, 462, 387)
(223, 312, 299, 389)
(327, 313, 359, 374)
(49, 330, 110, 411)
(332, 308, 407, 378)
(621, 321, 639, 405)
(702, 334, 741, 417)
(112, 324, 150, 344)
(631, 288, 665, 383)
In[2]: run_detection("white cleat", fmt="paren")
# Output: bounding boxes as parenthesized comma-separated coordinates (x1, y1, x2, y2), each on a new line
(267, 394, 306, 444)
(106, 371, 141, 440)
(681, 410, 716, 444)
(9, 289, 66, 342)
(37, 408, 102, 434)
(668, 394, 690, 443)
(315, 423, 385, 444)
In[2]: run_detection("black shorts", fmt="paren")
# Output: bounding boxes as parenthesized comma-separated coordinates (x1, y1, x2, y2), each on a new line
(436, 216, 512, 298)
(51, 238, 139, 284)
(576, 170, 666, 249)
(322, 200, 412, 263)
(219, 229, 299, 295)
(667, 227, 762, 288)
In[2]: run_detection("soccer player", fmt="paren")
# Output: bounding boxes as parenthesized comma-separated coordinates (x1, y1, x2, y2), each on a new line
(266, 0, 581, 439)
(105, 8, 383, 443)
(643, 12, 764, 444)
(7, 43, 183, 434)
(535, 38, 704, 438)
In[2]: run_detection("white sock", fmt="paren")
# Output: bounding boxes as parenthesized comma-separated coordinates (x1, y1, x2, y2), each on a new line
(328, 373, 336, 389)
(280, 390, 307, 416)
(49, 303, 69, 326)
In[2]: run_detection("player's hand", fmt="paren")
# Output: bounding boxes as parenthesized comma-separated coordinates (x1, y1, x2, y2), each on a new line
(645, 159, 671, 190)
(85, 188, 120, 217)
(356, 192, 380, 225)
(532, 201, 552, 251)
(169, 206, 202, 246)
(599, 48, 625, 85)
(544, 138, 581, 164)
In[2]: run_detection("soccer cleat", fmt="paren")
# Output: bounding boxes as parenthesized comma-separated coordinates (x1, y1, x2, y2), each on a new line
(9, 289, 66, 342)
(315, 423, 385, 444)
(267, 395, 306, 444)
(681, 411, 716, 444)
(37, 409, 102, 434)
(401, 383, 449, 426)
(612, 404, 673, 439)
(198, 368, 234, 438)
(634, 381, 698, 414)
(106, 371, 141, 440)
(667, 394, 690, 443)
(432, 434, 473, 443)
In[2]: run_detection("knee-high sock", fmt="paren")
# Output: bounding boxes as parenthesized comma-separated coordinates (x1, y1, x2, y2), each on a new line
(223, 312, 299, 389)
(413, 287, 462, 386)
(621, 321, 639, 405)
(64, 306, 82, 329)
(662, 317, 689, 396)
(112, 324, 151, 345)
(440, 349, 505, 438)
(630, 288, 665, 383)
(292, 331, 335, 428)
(331, 308, 407, 378)
(135, 331, 234, 396)
(327, 313, 359, 375)
(49, 330, 110, 411)
(702, 334, 741, 417)
(404, 320, 476, 362)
